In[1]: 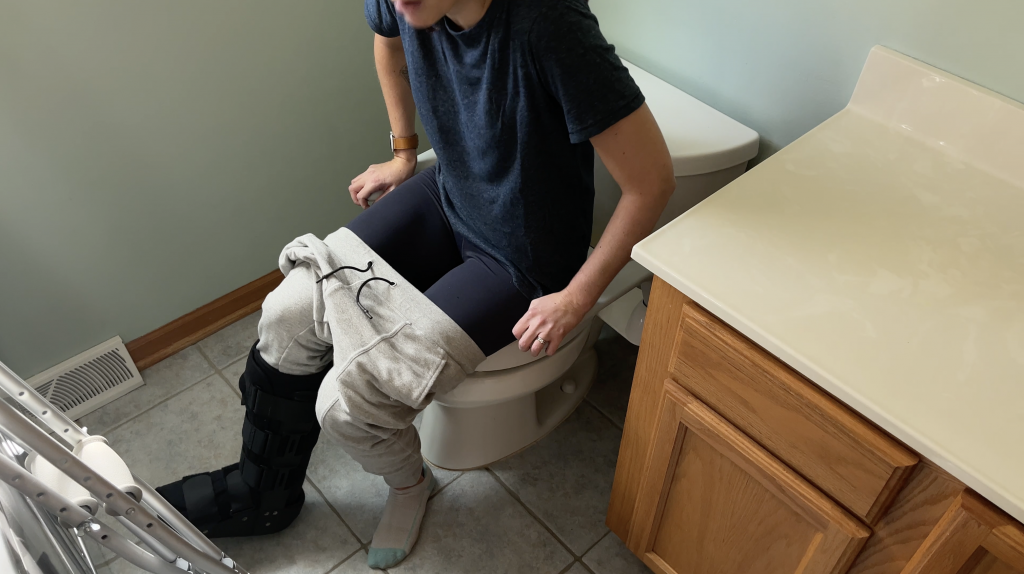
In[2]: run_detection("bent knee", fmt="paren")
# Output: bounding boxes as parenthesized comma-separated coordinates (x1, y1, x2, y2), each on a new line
(257, 265, 328, 374)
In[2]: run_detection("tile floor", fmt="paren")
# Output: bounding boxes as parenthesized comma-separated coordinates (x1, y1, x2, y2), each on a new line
(82, 311, 652, 574)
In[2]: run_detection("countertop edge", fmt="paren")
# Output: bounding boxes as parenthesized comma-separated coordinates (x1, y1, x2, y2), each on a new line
(631, 246, 1024, 525)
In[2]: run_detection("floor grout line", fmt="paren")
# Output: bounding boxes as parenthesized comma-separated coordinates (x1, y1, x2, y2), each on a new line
(91, 320, 635, 574)
(195, 346, 245, 397)
(485, 467, 585, 563)
(583, 396, 625, 431)
(559, 558, 600, 574)
(93, 369, 214, 437)
(214, 361, 246, 400)
(555, 561, 578, 574)
(195, 328, 385, 567)
(82, 348, 221, 571)
(579, 529, 611, 560)
(86, 340, 240, 438)
(322, 546, 365, 574)
(194, 345, 218, 371)
(196, 333, 375, 556)
(304, 476, 366, 550)
(428, 469, 465, 500)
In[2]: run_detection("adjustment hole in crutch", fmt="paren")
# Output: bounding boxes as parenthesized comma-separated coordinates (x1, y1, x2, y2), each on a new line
(2, 356, 249, 572)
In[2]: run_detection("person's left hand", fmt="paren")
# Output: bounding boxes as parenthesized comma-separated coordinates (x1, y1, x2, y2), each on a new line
(513, 290, 591, 357)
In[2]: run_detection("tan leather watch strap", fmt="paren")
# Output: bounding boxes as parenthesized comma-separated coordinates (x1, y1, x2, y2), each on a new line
(391, 132, 419, 151)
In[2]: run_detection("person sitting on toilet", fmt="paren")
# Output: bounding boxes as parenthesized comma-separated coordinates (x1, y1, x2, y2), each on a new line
(157, 0, 675, 569)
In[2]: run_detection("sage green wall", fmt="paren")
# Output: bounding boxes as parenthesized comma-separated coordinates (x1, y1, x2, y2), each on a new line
(0, 2, 391, 377)
(590, 0, 1024, 161)
(5, 1, 1021, 378)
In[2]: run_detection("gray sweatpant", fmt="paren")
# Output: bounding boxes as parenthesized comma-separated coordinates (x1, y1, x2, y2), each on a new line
(256, 229, 485, 488)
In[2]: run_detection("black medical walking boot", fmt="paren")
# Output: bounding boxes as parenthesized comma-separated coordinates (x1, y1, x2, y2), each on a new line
(156, 342, 329, 538)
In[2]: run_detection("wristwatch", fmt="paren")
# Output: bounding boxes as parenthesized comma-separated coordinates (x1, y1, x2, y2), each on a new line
(390, 132, 419, 152)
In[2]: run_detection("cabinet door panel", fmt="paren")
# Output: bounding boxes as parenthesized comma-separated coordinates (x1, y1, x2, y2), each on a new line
(652, 430, 820, 572)
(628, 380, 870, 574)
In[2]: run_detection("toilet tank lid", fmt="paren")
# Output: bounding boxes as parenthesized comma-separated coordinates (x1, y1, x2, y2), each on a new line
(623, 60, 760, 177)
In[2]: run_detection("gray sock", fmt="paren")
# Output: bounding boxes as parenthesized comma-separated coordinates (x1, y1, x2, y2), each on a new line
(367, 464, 436, 570)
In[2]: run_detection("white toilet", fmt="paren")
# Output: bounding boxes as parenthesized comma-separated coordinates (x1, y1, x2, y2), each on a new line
(415, 60, 759, 470)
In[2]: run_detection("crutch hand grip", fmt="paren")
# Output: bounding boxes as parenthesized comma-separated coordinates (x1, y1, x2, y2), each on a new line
(75, 436, 143, 511)
(27, 452, 100, 516)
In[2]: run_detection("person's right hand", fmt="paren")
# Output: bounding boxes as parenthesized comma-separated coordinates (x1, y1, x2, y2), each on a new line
(348, 153, 417, 209)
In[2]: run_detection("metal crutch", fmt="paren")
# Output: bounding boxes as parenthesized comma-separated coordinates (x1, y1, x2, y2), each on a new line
(0, 360, 250, 574)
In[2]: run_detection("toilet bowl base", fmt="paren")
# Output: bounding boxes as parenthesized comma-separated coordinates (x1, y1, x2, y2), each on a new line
(420, 349, 598, 471)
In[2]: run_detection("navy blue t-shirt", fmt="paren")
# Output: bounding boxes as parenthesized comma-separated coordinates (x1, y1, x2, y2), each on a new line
(365, 0, 644, 298)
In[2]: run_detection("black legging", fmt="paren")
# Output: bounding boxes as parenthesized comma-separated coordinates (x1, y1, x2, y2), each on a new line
(346, 166, 531, 356)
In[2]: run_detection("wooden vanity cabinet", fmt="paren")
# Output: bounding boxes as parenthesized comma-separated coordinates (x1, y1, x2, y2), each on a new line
(627, 379, 869, 573)
(607, 277, 1024, 574)
(900, 490, 1024, 574)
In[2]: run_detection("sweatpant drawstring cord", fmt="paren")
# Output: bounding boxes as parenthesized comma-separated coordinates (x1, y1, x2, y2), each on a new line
(356, 277, 396, 320)
(316, 261, 374, 284)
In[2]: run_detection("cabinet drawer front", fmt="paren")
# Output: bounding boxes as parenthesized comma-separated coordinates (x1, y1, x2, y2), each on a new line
(670, 303, 917, 522)
(628, 380, 869, 574)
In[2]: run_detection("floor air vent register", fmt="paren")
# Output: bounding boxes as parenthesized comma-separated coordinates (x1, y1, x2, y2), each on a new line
(4, 337, 144, 423)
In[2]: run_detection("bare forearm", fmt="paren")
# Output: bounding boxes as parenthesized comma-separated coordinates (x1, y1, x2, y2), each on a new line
(566, 191, 667, 309)
(513, 106, 673, 356)
(565, 103, 675, 311)
(374, 34, 417, 161)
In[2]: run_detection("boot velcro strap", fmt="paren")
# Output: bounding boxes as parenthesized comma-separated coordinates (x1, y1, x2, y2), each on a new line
(181, 474, 220, 524)
(238, 450, 308, 492)
(242, 384, 317, 422)
(224, 467, 255, 514)
(242, 416, 320, 461)
(210, 468, 233, 522)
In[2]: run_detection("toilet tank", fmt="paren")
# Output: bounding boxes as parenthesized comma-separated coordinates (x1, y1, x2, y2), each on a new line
(591, 60, 760, 246)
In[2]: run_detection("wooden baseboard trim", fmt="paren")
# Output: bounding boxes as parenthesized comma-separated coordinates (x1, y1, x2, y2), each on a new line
(126, 270, 284, 371)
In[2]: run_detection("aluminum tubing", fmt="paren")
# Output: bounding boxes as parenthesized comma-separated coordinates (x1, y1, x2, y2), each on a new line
(0, 394, 238, 574)
(0, 361, 88, 447)
(0, 454, 181, 574)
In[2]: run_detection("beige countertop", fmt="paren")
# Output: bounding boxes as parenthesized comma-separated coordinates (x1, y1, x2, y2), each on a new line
(633, 47, 1024, 522)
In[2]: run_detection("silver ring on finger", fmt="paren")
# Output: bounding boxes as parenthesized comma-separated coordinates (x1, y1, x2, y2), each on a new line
(535, 336, 547, 347)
